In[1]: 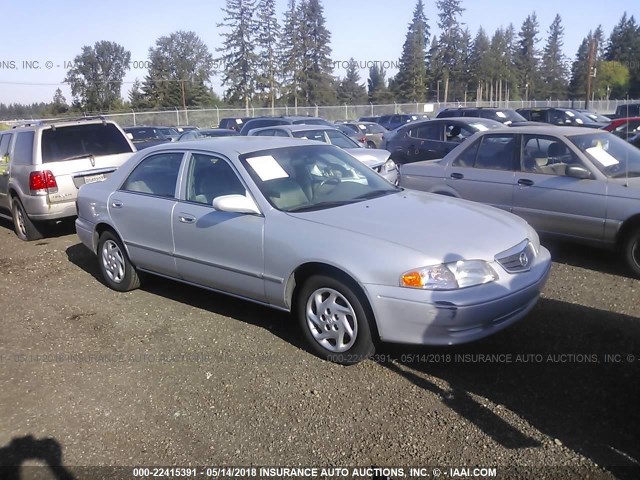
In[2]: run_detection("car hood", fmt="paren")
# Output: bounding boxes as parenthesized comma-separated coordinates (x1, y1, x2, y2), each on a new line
(288, 189, 532, 260)
(345, 148, 390, 168)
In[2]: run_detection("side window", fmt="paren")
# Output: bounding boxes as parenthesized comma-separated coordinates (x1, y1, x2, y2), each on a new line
(13, 131, 35, 165)
(121, 152, 183, 197)
(474, 135, 516, 171)
(445, 123, 467, 142)
(186, 153, 246, 205)
(254, 130, 274, 136)
(451, 138, 480, 167)
(0, 133, 13, 157)
(410, 124, 442, 140)
(0, 133, 12, 172)
(521, 135, 582, 176)
(272, 129, 290, 137)
(531, 111, 546, 122)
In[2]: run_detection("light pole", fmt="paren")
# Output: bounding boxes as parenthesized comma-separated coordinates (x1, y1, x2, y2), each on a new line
(436, 80, 442, 104)
(525, 83, 529, 103)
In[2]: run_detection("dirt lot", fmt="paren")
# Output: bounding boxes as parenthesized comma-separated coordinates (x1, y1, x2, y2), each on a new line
(0, 219, 639, 480)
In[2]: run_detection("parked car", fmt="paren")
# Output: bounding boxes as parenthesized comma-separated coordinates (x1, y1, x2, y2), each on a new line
(573, 109, 611, 123)
(603, 117, 640, 139)
(516, 107, 607, 128)
(0, 117, 135, 240)
(612, 103, 640, 119)
(75, 137, 551, 364)
(358, 115, 381, 123)
(218, 117, 252, 131)
(436, 107, 534, 126)
(177, 129, 239, 141)
(399, 126, 640, 276)
(339, 122, 388, 148)
(377, 114, 425, 130)
(247, 124, 397, 183)
(383, 118, 506, 165)
(239, 116, 332, 135)
(124, 126, 177, 150)
(334, 124, 368, 147)
(174, 125, 199, 133)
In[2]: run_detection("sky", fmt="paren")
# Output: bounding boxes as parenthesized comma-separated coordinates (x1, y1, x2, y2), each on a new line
(0, 0, 637, 105)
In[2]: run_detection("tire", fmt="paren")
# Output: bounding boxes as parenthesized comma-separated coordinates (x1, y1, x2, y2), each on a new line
(11, 198, 44, 241)
(97, 231, 141, 292)
(296, 274, 375, 365)
(367, 141, 376, 149)
(623, 227, 640, 278)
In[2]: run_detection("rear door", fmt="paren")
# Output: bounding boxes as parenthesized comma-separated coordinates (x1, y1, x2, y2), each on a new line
(108, 151, 185, 276)
(445, 133, 517, 212)
(406, 123, 446, 161)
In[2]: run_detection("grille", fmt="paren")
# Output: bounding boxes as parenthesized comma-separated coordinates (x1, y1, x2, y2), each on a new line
(496, 241, 536, 273)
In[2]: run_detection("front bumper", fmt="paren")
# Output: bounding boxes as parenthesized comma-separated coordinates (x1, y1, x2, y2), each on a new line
(364, 246, 552, 345)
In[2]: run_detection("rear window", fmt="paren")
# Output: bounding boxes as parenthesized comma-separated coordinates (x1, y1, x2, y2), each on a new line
(42, 123, 133, 163)
(364, 124, 386, 134)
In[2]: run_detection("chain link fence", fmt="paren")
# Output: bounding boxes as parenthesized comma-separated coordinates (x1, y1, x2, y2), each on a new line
(7, 99, 640, 128)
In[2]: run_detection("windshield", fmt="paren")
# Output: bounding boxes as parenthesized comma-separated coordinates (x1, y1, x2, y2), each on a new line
(578, 110, 610, 123)
(362, 123, 386, 134)
(468, 119, 506, 131)
(485, 110, 527, 124)
(568, 132, 640, 178)
(241, 145, 399, 212)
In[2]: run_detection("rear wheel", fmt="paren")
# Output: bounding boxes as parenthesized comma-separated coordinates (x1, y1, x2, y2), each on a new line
(367, 141, 376, 149)
(296, 274, 375, 365)
(97, 231, 141, 292)
(11, 198, 43, 241)
(623, 227, 640, 278)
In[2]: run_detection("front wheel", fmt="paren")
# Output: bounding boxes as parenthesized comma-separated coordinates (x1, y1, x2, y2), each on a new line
(97, 231, 141, 292)
(623, 228, 640, 278)
(296, 275, 375, 365)
(12, 198, 43, 241)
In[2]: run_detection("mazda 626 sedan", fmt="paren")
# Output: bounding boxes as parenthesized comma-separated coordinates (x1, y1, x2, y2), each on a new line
(76, 137, 551, 364)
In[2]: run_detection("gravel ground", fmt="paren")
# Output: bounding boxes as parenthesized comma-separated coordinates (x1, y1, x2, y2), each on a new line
(0, 220, 638, 480)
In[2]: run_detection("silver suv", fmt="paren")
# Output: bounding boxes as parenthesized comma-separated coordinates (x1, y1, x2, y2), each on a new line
(0, 117, 135, 240)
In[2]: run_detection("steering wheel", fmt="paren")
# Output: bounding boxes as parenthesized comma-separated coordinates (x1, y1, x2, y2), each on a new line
(315, 177, 341, 196)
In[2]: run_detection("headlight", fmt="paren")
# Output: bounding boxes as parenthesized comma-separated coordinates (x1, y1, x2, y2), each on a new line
(383, 158, 397, 173)
(401, 260, 498, 290)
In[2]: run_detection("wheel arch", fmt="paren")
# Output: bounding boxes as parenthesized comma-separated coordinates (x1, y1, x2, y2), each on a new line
(617, 214, 640, 246)
(284, 262, 380, 340)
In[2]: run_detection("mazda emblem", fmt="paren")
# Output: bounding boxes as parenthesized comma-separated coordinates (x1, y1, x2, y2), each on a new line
(519, 252, 529, 267)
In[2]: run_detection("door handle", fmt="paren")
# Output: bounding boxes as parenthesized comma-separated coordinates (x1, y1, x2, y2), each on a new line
(450, 172, 464, 180)
(517, 178, 534, 186)
(111, 200, 123, 208)
(178, 214, 196, 224)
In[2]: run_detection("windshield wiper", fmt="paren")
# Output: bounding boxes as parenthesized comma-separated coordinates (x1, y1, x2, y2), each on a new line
(59, 153, 95, 162)
(354, 189, 399, 200)
(287, 200, 355, 212)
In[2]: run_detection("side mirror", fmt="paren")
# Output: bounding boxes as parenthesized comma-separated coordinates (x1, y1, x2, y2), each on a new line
(212, 194, 261, 215)
(566, 165, 592, 179)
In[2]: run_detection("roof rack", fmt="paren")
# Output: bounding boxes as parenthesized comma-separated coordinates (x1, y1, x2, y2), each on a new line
(11, 115, 108, 129)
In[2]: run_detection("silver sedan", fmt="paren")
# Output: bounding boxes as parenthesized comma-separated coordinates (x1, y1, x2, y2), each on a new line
(76, 137, 551, 364)
(400, 126, 640, 276)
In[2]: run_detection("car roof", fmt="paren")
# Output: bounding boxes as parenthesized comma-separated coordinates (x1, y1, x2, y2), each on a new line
(140, 136, 327, 157)
(252, 124, 336, 133)
(492, 125, 600, 135)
